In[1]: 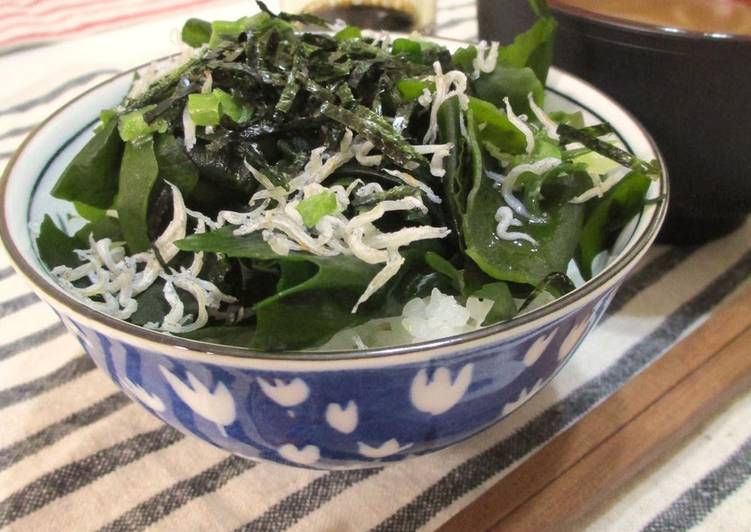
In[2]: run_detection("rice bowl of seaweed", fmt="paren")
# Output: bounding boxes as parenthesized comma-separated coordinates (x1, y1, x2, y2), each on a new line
(0, 2, 667, 468)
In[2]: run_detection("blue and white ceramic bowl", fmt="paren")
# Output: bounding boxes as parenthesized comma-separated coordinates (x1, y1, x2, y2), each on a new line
(0, 46, 667, 469)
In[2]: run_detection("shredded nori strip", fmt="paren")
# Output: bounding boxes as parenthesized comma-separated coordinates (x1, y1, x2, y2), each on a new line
(319, 102, 422, 166)
(557, 123, 660, 177)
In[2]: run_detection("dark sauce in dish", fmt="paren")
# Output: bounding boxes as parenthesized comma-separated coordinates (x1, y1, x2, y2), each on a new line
(308, 5, 415, 31)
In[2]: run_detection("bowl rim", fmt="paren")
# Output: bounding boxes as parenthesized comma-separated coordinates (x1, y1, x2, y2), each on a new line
(0, 51, 669, 364)
(550, 2, 751, 43)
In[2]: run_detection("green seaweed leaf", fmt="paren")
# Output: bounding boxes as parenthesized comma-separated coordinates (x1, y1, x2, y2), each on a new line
(51, 119, 123, 209)
(468, 96, 528, 154)
(462, 110, 588, 286)
(473, 65, 544, 116)
(74, 215, 123, 243)
(36, 216, 85, 269)
(520, 272, 575, 312)
(471, 282, 516, 324)
(116, 137, 160, 253)
(577, 170, 651, 279)
(437, 98, 468, 249)
(496, 16, 557, 85)
(154, 133, 199, 197)
(177, 227, 381, 350)
(425, 251, 463, 293)
(181, 325, 257, 347)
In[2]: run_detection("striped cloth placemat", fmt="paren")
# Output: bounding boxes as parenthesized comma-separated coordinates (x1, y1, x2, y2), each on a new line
(0, 1, 750, 530)
(0, 0, 237, 52)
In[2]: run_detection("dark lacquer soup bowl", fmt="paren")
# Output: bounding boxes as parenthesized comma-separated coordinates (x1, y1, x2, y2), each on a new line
(0, 48, 667, 469)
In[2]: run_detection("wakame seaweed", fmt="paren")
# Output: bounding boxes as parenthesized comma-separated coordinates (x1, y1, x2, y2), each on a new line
(36, 1, 660, 351)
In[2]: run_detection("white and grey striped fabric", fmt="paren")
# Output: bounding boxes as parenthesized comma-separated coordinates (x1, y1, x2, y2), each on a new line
(1, 1, 749, 530)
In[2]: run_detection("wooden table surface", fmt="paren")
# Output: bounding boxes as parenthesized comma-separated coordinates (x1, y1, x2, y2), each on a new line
(441, 282, 751, 532)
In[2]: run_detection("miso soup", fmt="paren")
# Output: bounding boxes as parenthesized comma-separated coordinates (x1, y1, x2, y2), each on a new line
(552, 0, 751, 35)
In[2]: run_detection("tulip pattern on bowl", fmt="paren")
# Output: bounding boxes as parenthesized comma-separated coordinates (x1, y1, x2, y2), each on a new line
(57, 289, 613, 470)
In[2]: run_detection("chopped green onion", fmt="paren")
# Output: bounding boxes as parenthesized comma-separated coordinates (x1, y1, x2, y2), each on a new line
(335, 25, 361, 41)
(213, 89, 252, 123)
(188, 90, 252, 126)
(181, 18, 212, 48)
(397, 79, 434, 102)
(208, 16, 259, 48)
(296, 191, 338, 227)
(391, 38, 422, 61)
(118, 106, 167, 143)
(188, 93, 221, 126)
(99, 108, 118, 126)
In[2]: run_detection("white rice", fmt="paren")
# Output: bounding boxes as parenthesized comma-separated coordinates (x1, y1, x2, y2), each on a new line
(319, 288, 494, 350)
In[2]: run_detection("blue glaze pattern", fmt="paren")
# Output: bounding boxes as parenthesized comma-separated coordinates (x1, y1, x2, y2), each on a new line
(57, 287, 616, 469)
